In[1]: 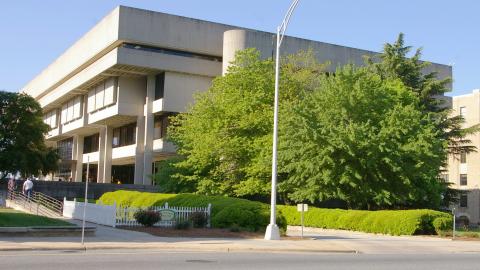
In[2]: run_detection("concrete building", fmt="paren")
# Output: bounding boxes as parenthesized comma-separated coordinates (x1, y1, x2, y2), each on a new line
(446, 90, 480, 226)
(22, 6, 452, 185)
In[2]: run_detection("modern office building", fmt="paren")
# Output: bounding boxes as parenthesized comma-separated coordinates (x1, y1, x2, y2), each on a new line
(22, 6, 452, 186)
(446, 90, 480, 226)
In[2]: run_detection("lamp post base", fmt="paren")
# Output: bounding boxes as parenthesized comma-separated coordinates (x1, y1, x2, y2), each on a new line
(264, 224, 281, 240)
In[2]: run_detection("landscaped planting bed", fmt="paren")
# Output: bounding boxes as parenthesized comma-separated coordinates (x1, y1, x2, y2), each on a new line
(98, 190, 452, 235)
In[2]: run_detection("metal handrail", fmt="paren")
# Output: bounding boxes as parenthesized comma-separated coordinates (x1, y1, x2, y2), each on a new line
(32, 191, 63, 213)
(7, 190, 63, 216)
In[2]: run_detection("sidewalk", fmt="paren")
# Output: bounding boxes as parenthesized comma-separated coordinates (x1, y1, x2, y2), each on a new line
(2, 220, 480, 254)
(0, 220, 355, 253)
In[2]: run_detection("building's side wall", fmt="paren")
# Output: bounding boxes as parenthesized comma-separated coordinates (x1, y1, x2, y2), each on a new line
(222, 29, 452, 82)
(163, 72, 213, 112)
(449, 90, 480, 225)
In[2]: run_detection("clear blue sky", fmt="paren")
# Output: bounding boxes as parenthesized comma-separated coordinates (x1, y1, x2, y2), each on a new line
(1, 0, 478, 96)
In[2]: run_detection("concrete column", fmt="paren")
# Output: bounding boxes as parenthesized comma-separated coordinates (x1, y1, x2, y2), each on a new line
(97, 126, 113, 183)
(98, 127, 106, 183)
(73, 135, 84, 182)
(143, 75, 155, 185)
(102, 126, 113, 183)
(134, 115, 145, 184)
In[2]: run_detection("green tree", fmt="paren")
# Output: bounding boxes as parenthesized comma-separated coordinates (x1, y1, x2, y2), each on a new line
(279, 66, 446, 209)
(167, 49, 326, 197)
(0, 91, 59, 178)
(366, 33, 479, 156)
(153, 157, 196, 193)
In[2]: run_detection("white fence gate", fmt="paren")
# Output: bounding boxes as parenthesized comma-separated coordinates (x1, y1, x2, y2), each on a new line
(116, 202, 211, 228)
(63, 198, 117, 227)
(63, 199, 211, 228)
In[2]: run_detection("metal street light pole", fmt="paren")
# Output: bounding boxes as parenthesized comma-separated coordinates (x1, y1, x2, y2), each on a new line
(265, 0, 300, 241)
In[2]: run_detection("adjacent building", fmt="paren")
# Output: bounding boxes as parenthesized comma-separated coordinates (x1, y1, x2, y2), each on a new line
(447, 90, 480, 226)
(22, 6, 452, 186)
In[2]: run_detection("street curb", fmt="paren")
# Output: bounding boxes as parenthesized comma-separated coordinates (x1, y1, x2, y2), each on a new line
(0, 244, 358, 254)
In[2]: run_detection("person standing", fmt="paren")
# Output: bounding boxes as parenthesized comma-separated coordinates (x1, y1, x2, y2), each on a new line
(23, 178, 33, 200)
(7, 177, 15, 199)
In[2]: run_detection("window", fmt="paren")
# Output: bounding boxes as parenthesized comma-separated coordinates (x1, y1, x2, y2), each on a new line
(460, 194, 468, 207)
(460, 106, 467, 117)
(83, 133, 99, 154)
(57, 138, 73, 161)
(440, 174, 449, 182)
(123, 43, 222, 62)
(43, 110, 58, 129)
(154, 113, 176, 139)
(60, 96, 83, 124)
(155, 73, 165, 100)
(460, 152, 467, 164)
(460, 174, 468, 186)
(112, 123, 136, 148)
(111, 164, 135, 185)
(88, 77, 118, 113)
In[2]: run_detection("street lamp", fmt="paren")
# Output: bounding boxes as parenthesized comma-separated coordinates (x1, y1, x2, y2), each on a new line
(265, 0, 300, 241)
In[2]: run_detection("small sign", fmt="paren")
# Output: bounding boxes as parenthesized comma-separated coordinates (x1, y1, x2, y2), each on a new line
(159, 209, 175, 221)
(297, 204, 308, 212)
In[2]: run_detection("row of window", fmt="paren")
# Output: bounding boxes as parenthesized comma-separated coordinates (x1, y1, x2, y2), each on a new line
(87, 77, 117, 113)
(44, 75, 168, 130)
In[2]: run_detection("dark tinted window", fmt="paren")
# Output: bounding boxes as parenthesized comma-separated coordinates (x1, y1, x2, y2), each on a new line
(460, 152, 467, 164)
(460, 174, 468, 186)
(112, 123, 136, 148)
(155, 73, 165, 100)
(460, 194, 468, 207)
(57, 138, 73, 161)
(84, 133, 99, 153)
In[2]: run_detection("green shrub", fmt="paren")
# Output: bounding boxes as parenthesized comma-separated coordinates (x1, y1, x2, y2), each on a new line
(175, 220, 191, 230)
(99, 190, 451, 236)
(278, 205, 451, 236)
(133, 210, 160, 227)
(432, 216, 453, 234)
(189, 212, 208, 228)
(98, 190, 280, 232)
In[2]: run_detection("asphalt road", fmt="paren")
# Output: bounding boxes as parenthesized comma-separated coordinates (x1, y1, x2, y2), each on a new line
(1, 250, 480, 270)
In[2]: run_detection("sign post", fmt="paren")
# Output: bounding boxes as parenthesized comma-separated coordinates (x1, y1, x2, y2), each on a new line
(452, 207, 456, 240)
(297, 204, 308, 238)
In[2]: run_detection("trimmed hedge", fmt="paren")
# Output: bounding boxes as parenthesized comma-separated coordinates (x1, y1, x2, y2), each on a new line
(98, 190, 281, 231)
(278, 205, 452, 236)
(98, 190, 451, 235)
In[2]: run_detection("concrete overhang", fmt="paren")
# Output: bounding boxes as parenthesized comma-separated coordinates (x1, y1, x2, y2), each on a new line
(37, 46, 221, 111)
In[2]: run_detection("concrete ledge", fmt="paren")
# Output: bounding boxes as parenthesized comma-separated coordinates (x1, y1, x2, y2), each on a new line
(0, 226, 96, 237)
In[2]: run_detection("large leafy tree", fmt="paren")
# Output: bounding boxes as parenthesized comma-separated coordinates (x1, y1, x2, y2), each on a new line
(366, 33, 478, 156)
(278, 66, 446, 209)
(167, 49, 326, 197)
(0, 91, 58, 178)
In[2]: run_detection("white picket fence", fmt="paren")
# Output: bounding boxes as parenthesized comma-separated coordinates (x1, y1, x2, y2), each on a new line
(63, 198, 211, 228)
(116, 202, 212, 228)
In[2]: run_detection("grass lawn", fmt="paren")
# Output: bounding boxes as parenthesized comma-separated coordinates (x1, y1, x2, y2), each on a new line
(0, 208, 73, 227)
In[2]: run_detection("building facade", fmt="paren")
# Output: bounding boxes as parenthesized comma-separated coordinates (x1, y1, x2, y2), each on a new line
(447, 90, 480, 226)
(22, 6, 452, 186)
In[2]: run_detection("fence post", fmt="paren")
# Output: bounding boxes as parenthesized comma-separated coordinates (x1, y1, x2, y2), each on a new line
(165, 202, 169, 209)
(112, 202, 117, 228)
(207, 203, 212, 228)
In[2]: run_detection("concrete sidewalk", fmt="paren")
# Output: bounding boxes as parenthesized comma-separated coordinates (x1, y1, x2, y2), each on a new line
(0, 220, 354, 253)
(2, 220, 480, 254)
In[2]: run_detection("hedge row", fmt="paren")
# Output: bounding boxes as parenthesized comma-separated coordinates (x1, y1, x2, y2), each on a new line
(98, 190, 282, 231)
(278, 206, 452, 235)
(98, 190, 451, 235)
